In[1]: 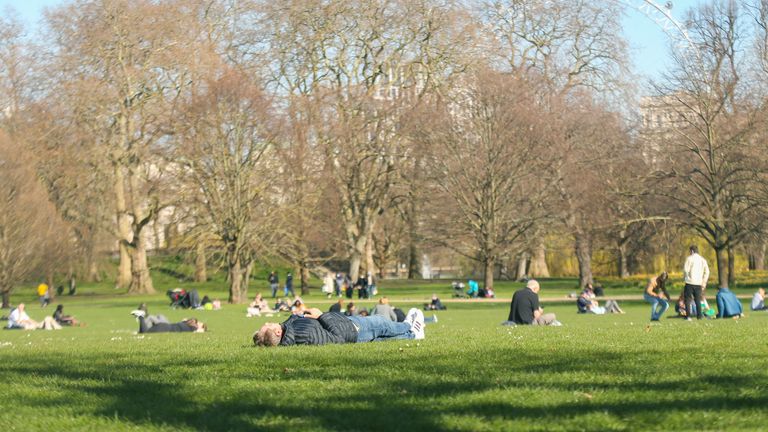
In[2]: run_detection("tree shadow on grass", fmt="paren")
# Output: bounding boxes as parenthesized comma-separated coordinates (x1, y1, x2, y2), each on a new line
(3, 348, 768, 431)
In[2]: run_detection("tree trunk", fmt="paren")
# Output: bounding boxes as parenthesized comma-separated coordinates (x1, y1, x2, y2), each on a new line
(755, 241, 766, 271)
(300, 262, 310, 295)
(365, 233, 375, 276)
(728, 245, 735, 288)
(348, 252, 363, 284)
(228, 254, 243, 304)
(1, 290, 9, 309)
(617, 235, 630, 279)
(575, 233, 594, 288)
(243, 261, 253, 301)
(128, 234, 155, 294)
(528, 243, 550, 278)
(484, 256, 495, 290)
(715, 245, 729, 289)
(88, 260, 100, 283)
(515, 252, 528, 280)
(194, 242, 207, 282)
(407, 241, 420, 279)
(114, 166, 132, 289)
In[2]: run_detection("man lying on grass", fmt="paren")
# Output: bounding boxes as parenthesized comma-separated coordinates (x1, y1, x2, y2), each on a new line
(253, 307, 425, 347)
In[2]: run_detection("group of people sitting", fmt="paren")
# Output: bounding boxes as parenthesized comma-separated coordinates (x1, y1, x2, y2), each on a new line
(5, 303, 81, 330)
(576, 283, 624, 314)
(452, 280, 495, 298)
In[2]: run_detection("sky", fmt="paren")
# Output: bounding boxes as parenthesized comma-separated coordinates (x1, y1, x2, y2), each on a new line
(1, 0, 702, 83)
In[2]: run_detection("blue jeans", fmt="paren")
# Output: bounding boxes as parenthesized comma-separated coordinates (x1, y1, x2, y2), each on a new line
(644, 293, 669, 320)
(347, 315, 414, 342)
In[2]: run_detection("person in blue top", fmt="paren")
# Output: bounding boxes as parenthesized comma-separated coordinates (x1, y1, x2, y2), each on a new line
(467, 280, 479, 298)
(715, 287, 743, 319)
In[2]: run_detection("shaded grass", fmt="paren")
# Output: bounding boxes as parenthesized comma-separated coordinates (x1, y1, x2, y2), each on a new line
(2, 292, 768, 431)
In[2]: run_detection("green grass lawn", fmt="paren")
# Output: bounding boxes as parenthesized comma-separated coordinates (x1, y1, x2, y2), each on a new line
(2, 280, 768, 431)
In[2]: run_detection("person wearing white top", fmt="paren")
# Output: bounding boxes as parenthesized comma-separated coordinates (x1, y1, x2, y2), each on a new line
(683, 245, 710, 320)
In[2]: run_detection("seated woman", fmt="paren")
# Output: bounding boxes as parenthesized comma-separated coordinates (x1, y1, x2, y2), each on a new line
(274, 298, 291, 312)
(6, 303, 61, 330)
(291, 297, 307, 315)
(53, 304, 80, 326)
(751, 288, 767, 311)
(674, 292, 688, 317)
(371, 297, 397, 321)
(247, 293, 272, 317)
(716, 287, 743, 319)
(577, 287, 623, 315)
(345, 302, 358, 316)
(133, 310, 206, 333)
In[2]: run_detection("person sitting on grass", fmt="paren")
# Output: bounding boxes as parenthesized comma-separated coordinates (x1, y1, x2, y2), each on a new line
(253, 307, 425, 347)
(274, 298, 291, 312)
(674, 292, 688, 318)
(716, 287, 743, 319)
(291, 297, 307, 315)
(6, 303, 61, 330)
(505, 279, 561, 326)
(53, 304, 81, 326)
(371, 297, 397, 321)
(578, 286, 624, 315)
(751, 288, 767, 311)
(424, 294, 447, 311)
(466, 280, 479, 298)
(644, 272, 670, 322)
(247, 293, 273, 317)
(345, 302, 358, 316)
(131, 310, 207, 333)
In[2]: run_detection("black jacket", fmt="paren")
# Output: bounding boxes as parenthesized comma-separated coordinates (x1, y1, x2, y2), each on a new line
(279, 312, 358, 346)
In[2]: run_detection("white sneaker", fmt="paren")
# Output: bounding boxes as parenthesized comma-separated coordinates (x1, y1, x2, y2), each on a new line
(551, 320, 563, 326)
(405, 308, 425, 340)
(130, 310, 146, 318)
(432, 314, 438, 323)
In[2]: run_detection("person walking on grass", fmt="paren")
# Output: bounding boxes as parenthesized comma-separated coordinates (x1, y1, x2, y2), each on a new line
(284, 272, 296, 297)
(506, 279, 561, 326)
(269, 271, 279, 299)
(683, 245, 710, 320)
(644, 271, 670, 321)
(253, 307, 425, 347)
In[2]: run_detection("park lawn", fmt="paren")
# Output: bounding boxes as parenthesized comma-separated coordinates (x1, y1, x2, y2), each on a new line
(1, 291, 768, 432)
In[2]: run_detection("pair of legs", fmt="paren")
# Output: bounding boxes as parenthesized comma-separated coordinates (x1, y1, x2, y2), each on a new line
(347, 310, 424, 342)
(532, 313, 558, 325)
(684, 284, 703, 319)
(604, 300, 623, 314)
(644, 293, 669, 321)
(270, 283, 278, 298)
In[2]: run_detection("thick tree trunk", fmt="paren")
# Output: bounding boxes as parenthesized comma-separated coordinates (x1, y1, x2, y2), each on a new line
(1, 290, 9, 309)
(528, 243, 550, 278)
(348, 252, 363, 284)
(300, 262, 310, 295)
(575, 233, 594, 288)
(728, 245, 735, 288)
(484, 256, 495, 290)
(114, 166, 132, 289)
(243, 261, 253, 301)
(755, 241, 766, 271)
(228, 254, 244, 304)
(715, 246, 729, 288)
(515, 252, 528, 280)
(365, 233, 375, 276)
(194, 243, 207, 282)
(407, 242, 420, 279)
(128, 234, 155, 294)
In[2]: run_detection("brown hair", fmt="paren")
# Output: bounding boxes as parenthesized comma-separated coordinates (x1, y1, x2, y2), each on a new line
(253, 325, 281, 347)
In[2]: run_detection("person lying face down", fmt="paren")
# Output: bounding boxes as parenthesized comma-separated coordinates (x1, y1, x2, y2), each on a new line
(253, 308, 425, 347)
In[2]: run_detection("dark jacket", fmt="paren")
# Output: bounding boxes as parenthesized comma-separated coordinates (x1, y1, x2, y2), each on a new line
(280, 312, 358, 346)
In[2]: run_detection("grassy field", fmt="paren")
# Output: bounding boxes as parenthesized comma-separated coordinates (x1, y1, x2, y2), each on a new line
(2, 275, 768, 431)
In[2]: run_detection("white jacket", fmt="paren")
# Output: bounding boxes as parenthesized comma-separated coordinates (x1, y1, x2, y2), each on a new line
(684, 253, 710, 286)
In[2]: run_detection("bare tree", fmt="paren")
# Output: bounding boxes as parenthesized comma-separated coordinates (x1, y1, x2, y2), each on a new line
(420, 70, 554, 290)
(652, 0, 768, 288)
(178, 69, 277, 304)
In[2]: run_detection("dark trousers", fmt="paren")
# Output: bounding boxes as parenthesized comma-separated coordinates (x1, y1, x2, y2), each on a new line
(684, 284, 703, 319)
(139, 317, 190, 333)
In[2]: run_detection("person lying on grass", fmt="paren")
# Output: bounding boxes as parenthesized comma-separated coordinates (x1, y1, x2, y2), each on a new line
(253, 307, 425, 347)
(131, 310, 207, 333)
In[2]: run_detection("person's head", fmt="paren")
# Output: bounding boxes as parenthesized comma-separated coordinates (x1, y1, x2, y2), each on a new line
(526, 279, 540, 293)
(689, 245, 699, 255)
(657, 271, 668, 289)
(347, 302, 356, 311)
(432, 293, 438, 300)
(337, 298, 344, 305)
(17, 303, 25, 312)
(586, 283, 593, 290)
(254, 323, 283, 347)
(255, 293, 262, 300)
(759, 287, 766, 297)
(56, 304, 63, 312)
(379, 297, 389, 305)
(359, 309, 369, 316)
